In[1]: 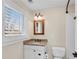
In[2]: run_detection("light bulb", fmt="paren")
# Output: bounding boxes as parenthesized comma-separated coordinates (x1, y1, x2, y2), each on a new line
(42, 16, 44, 20)
(34, 16, 37, 20)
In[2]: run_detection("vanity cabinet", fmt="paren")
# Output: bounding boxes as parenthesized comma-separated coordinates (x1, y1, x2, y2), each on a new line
(3, 41, 23, 59)
(24, 45, 48, 59)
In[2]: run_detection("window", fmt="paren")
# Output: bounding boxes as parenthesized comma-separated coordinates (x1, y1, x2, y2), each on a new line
(3, 6, 24, 36)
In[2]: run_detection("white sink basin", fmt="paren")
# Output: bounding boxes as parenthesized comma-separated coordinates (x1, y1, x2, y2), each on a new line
(32, 42, 40, 44)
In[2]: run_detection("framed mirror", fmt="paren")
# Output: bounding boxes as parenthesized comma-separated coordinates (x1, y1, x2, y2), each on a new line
(34, 20, 44, 35)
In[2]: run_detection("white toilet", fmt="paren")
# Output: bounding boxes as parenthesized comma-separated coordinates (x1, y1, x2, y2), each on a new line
(52, 47, 65, 59)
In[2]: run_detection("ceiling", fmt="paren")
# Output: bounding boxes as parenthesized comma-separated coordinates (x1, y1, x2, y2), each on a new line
(15, 0, 75, 11)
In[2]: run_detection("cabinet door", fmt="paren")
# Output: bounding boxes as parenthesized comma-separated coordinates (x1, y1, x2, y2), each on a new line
(24, 45, 34, 59)
(24, 45, 45, 59)
(3, 41, 23, 59)
(34, 46, 45, 59)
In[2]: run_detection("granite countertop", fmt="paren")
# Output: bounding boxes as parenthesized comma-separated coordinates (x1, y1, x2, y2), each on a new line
(23, 39, 48, 46)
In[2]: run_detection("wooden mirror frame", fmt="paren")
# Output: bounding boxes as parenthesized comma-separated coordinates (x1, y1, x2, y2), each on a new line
(34, 20, 44, 35)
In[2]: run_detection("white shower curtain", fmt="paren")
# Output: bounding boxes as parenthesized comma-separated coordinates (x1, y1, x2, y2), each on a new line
(66, 14, 76, 59)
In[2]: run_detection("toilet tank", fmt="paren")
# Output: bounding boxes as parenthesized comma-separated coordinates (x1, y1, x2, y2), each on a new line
(52, 47, 65, 57)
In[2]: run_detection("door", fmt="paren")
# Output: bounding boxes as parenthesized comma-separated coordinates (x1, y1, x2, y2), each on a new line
(66, 14, 76, 59)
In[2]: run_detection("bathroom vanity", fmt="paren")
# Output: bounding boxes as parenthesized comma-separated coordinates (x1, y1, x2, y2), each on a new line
(23, 39, 48, 59)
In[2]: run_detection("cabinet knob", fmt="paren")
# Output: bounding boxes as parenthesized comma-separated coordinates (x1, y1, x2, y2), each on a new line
(38, 53, 41, 56)
(33, 50, 36, 52)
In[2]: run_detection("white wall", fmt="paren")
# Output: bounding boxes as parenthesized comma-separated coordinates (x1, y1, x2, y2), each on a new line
(3, 41, 23, 59)
(28, 7, 66, 59)
(30, 7, 66, 47)
(28, 5, 75, 59)
(2, 1, 33, 59)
